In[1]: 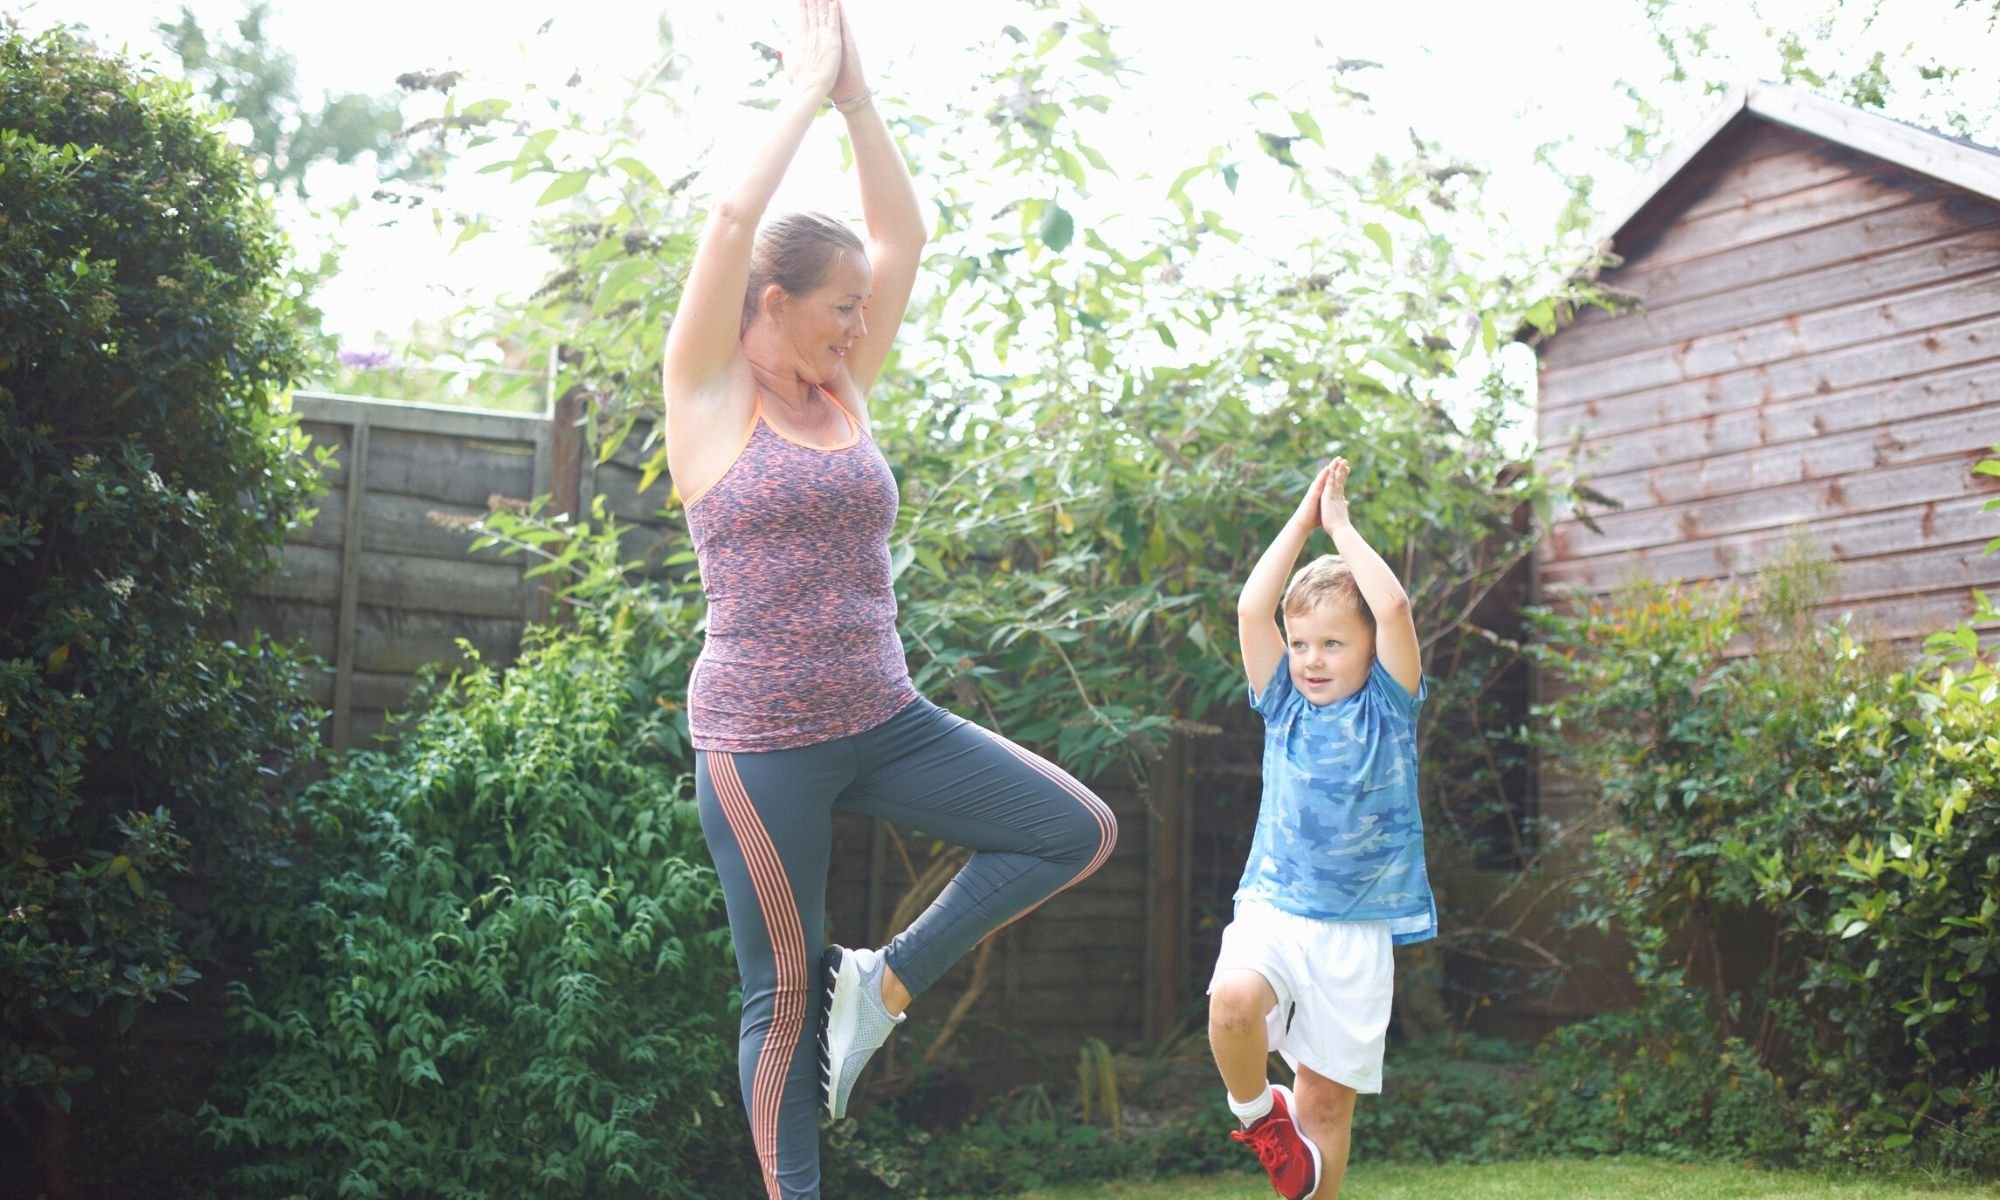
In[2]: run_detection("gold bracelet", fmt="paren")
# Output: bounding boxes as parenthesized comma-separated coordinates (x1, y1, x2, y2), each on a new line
(831, 87, 873, 113)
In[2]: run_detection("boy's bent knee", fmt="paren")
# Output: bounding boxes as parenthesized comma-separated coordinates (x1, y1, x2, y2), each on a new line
(1208, 970, 1277, 1032)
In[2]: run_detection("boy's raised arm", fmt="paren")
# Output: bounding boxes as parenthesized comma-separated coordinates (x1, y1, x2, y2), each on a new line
(1319, 458, 1422, 696)
(1237, 465, 1330, 695)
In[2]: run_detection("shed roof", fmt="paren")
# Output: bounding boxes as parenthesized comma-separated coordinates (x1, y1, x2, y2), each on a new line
(1592, 80, 2000, 251)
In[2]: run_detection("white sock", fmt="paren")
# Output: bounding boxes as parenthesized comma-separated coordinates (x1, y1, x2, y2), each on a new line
(1228, 1083, 1274, 1126)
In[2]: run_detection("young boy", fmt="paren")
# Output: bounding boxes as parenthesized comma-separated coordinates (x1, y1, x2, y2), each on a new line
(1208, 457, 1436, 1200)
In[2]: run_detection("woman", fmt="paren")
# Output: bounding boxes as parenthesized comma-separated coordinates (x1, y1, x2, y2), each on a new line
(660, 4, 1118, 1197)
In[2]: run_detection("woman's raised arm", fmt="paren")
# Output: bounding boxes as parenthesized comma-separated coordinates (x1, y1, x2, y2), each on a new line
(661, 0, 843, 402)
(827, 4, 926, 397)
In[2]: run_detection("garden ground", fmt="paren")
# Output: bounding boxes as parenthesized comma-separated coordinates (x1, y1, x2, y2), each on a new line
(1012, 1157, 2000, 1199)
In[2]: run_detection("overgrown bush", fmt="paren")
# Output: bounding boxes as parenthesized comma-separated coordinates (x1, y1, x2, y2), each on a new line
(1520, 993, 1798, 1162)
(1529, 555, 2000, 1170)
(0, 21, 323, 1190)
(202, 539, 753, 1199)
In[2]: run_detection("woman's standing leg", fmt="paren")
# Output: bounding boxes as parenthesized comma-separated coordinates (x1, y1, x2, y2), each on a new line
(819, 698, 1119, 1112)
(696, 744, 853, 1200)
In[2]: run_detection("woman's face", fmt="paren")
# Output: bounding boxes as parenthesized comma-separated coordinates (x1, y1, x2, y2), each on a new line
(778, 249, 872, 383)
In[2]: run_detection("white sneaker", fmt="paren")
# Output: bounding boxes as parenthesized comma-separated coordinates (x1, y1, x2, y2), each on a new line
(819, 945, 904, 1119)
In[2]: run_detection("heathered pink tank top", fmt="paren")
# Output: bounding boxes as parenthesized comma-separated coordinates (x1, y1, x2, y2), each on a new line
(681, 387, 918, 752)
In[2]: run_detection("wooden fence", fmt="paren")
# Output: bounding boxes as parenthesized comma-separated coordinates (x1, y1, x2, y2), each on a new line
(245, 389, 678, 750)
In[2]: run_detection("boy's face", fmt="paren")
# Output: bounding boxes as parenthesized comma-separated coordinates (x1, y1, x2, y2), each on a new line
(1283, 601, 1376, 705)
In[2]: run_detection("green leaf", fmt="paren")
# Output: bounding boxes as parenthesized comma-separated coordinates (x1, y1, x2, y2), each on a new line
(1362, 222, 1392, 263)
(536, 170, 592, 207)
(1039, 200, 1075, 253)
(1290, 109, 1324, 147)
(610, 156, 657, 186)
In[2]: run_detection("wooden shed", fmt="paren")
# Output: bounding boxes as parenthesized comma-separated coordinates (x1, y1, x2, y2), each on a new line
(1536, 81, 2000, 638)
(1511, 82, 2000, 1029)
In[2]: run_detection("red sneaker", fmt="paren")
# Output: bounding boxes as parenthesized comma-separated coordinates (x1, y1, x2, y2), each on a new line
(1230, 1083, 1323, 1200)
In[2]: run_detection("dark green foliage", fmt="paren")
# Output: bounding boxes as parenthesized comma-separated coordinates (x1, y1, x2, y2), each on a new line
(0, 18, 323, 1181)
(203, 559, 754, 1199)
(821, 1082, 1251, 1198)
(1529, 559, 2000, 1171)
(1520, 997, 1798, 1163)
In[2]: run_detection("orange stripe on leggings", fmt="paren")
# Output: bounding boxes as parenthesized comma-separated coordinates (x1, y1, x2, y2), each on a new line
(710, 753, 808, 1200)
(974, 728, 1118, 931)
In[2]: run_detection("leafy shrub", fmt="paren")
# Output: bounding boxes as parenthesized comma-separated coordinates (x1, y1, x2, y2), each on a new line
(821, 1080, 1249, 1199)
(0, 20, 323, 1187)
(1521, 994, 1798, 1162)
(202, 559, 753, 1199)
(1529, 557, 2000, 1170)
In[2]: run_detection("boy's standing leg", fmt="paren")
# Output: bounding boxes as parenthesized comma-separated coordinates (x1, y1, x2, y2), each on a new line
(1293, 1066, 1357, 1198)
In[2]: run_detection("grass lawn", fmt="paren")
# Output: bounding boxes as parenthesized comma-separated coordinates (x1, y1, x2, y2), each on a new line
(1008, 1158, 2000, 1200)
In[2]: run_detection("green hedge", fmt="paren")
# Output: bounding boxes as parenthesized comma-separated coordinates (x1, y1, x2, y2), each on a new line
(203, 575, 755, 1198)
(0, 21, 323, 1188)
(1528, 555, 2000, 1171)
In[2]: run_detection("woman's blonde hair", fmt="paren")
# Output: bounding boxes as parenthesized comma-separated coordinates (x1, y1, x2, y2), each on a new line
(741, 211, 866, 333)
(1282, 554, 1374, 627)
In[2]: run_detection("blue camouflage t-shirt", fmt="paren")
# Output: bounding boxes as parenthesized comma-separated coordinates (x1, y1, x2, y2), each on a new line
(1234, 653, 1438, 945)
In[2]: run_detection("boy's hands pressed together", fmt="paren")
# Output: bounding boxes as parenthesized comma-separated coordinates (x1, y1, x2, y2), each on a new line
(1290, 462, 1331, 533)
(1319, 457, 1351, 533)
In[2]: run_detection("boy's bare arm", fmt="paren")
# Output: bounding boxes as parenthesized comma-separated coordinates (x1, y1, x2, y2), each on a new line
(1320, 458, 1422, 695)
(1238, 465, 1330, 694)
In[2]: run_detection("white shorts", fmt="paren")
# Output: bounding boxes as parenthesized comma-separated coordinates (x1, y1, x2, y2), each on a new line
(1205, 901, 1395, 1094)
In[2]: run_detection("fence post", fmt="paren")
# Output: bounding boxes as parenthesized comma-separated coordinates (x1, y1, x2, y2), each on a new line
(331, 417, 371, 752)
(1144, 733, 1192, 1044)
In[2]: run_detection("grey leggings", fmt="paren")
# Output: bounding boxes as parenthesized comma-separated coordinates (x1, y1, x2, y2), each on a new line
(695, 695, 1118, 1200)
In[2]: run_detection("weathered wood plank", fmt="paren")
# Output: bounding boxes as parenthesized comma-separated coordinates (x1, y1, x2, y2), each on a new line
(354, 491, 519, 565)
(1675, 136, 1879, 223)
(1546, 540, 2000, 617)
(363, 426, 538, 509)
(256, 543, 536, 621)
(1567, 359, 1993, 478)
(1584, 191, 2000, 316)
(1547, 450, 2000, 560)
(257, 542, 344, 605)
(239, 596, 338, 660)
(1621, 164, 1942, 275)
(1544, 221, 2000, 371)
(1540, 312, 2000, 444)
(1538, 495, 2000, 592)
(1602, 112, 1815, 252)
(1573, 404, 1999, 513)
(1542, 270, 2000, 404)
(293, 391, 547, 444)
(350, 606, 524, 675)
(1838, 588, 1998, 643)
(357, 551, 537, 620)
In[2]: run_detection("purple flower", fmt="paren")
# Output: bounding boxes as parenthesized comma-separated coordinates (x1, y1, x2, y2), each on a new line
(338, 348, 392, 369)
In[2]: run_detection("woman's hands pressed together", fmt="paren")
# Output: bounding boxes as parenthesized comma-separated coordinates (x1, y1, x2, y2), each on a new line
(791, 0, 844, 101)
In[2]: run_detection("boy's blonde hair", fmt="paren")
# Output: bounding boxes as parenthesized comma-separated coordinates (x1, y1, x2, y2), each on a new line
(1282, 554, 1374, 627)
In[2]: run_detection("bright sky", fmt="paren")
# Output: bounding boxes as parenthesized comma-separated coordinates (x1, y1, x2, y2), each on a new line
(36, 0, 2000, 355)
